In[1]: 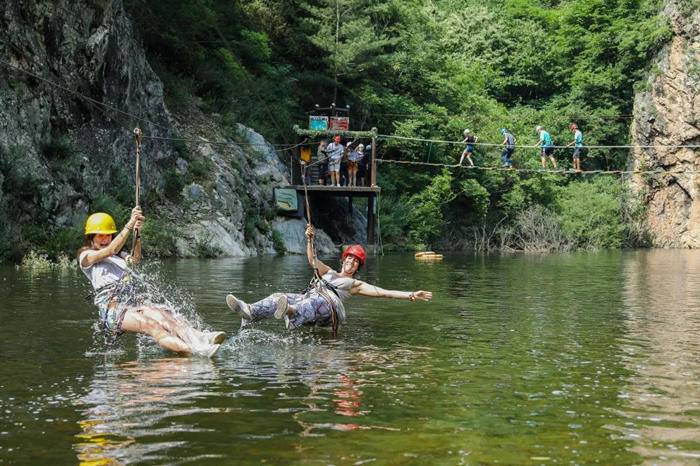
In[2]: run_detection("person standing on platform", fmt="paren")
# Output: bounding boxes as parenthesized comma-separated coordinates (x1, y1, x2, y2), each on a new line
(326, 135, 344, 187)
(360, 144, 371, 186)
(317, 139, 328, 185)
(347, 143, 365, 187)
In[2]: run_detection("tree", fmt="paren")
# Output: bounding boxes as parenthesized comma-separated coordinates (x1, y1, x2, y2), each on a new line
(301, 0, 396, 103)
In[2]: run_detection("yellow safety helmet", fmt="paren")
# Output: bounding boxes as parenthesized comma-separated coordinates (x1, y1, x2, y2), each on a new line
(84, 212, 118, 235)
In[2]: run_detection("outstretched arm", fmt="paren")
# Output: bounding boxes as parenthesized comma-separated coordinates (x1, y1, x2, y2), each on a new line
(352, 280, 432, 301)
(305, 225, 331, 275)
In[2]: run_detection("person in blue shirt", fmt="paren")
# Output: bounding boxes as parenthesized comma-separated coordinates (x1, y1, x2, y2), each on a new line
(536, 125, 557, 169)
(500, 128, 516, 168)
(566, 123, 584, 172)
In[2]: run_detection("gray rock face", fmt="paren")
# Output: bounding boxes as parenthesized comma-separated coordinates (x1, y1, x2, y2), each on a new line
(0, 0, 325, 259)
(630, 1, 700, 247)
(272, 218, 336, 255)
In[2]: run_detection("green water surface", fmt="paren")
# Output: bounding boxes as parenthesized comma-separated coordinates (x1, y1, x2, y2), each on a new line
(1, 250, 699, 465)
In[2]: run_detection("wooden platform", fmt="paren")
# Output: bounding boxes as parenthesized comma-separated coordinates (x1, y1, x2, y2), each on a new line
(292, 185, 380, 197)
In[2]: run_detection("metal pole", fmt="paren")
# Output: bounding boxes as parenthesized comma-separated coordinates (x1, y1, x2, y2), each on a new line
(371, 135, 377, 187)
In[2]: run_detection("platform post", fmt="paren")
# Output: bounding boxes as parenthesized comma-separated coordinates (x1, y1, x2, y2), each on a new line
(370, 136, 377, 187)
(367, 194, 376, 244)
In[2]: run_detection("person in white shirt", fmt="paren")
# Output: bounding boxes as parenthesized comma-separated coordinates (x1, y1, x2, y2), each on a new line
(78, 207, 225, 356)
(325, 135, 345, 187)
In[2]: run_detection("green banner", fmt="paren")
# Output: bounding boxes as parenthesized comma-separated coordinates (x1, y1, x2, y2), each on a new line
(274, 188, 298, 212)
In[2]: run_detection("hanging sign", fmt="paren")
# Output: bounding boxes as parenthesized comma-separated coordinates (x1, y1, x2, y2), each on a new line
(274, 188, 298, 212)
(309, 115, 328, 131)
(329, 116, 349, 131)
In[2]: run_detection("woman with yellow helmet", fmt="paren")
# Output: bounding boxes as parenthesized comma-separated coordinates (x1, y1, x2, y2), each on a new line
(226, 225, 433, 331)
(78, 207, 226, 356)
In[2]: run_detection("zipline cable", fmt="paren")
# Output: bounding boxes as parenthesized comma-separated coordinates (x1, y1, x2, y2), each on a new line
(0, 58, 302, 152)
(377, 133, 700, 150)
(4, 59, 700, 154)
(375, 158, 694, 176)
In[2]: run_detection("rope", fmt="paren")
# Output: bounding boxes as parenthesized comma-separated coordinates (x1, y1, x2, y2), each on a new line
(377, 133, 700, 150)
(300, 162, 340, 337)
(375, 158, 689, 176)
(130, 128, 142, 256)
(0, 59, 305, 154)
(7, 58, 698, 157)
(0, 58, 170, 133)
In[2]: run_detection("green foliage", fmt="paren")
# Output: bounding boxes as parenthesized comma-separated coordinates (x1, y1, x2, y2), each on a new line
(272, 229, 286, 255)
(121, 0, 671, 253)
(90, 196, 130, 227)
(140, 216, 178, 257)
(555, 177, 625, 249)
(45, 227, 83, 260)
(162, 169, 185, 201)
(458, 179, 490, 219)
(407, 170, 456, 246)
(41, 135, 73, 160)
(188, 158, 212, 182)
(193, 233, 223, 258)
(377, 195, 412, 248)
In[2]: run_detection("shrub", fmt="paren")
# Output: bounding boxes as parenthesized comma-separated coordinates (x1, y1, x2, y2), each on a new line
(188, 157, 212, 182)
(45, 227, 83, 261)
(140, 216, 178, 257)
(407, 170, 456, 246)
(272, 229, 286, 255)
(555, 178, 625, 249)
(500, 205, 571, 252)
(162, 169, 185, 202)
(41, 135, 73, 160)
(90, 196, 130, 227)
(194, 233, 222, 258)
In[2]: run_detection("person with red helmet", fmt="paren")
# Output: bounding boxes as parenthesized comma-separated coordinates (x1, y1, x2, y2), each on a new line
(226, 225, 432, 331)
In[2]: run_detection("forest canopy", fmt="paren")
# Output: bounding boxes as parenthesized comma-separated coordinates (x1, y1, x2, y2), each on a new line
(126, 0, 671, 250)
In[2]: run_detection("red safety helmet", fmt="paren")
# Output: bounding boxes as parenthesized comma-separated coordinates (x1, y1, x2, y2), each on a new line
(334, 135, 341, 143)
(342, 244, 366, 266)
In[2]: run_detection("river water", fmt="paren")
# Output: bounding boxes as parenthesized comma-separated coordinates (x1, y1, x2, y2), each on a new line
(1, 250, 699, 465)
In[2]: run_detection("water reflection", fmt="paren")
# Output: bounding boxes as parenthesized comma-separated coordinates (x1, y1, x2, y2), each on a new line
(74, 357, 220, 465)
(621, 250, 700, 462)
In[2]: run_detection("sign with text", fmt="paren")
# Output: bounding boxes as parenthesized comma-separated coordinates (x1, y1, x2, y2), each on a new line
(329, 116, 349, 131)
(309, 115, 328, 131)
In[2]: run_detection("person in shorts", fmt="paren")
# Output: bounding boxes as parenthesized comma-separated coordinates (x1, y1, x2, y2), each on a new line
(536, 125, 557, 169)
(325, 135, 344, 186)
(566, 123, 584, 172)
(500, 128, 516, 168)
(459, 129, 477, 166)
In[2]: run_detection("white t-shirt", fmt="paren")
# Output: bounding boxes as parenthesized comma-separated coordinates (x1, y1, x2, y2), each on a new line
(322, 270, 354, 302)
(79, 250, 129, 291)
(326, 142, 344, 161)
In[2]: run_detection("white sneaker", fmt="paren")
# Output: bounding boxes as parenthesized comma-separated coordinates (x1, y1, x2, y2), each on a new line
(193, 343, 220, 358)
(226, 294, 252, 320)
(205, 331, 227, 345)
(273, 295, 289, 320)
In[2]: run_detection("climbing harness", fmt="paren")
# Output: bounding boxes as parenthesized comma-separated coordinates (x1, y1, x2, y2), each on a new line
(301, 161, 341, 336)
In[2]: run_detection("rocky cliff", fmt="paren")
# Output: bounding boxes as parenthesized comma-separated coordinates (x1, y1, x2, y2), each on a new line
(630, 0, 700, 247)
(0, 0, 338, 261)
